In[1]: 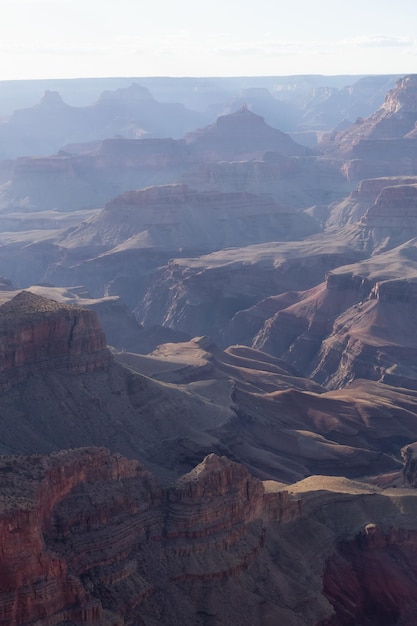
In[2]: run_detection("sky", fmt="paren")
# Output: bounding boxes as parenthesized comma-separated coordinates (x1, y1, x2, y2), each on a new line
(1, 0, 417, 80)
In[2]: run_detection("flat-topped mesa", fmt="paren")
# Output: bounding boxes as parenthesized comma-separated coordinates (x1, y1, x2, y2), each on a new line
(0, 291, 111, 390)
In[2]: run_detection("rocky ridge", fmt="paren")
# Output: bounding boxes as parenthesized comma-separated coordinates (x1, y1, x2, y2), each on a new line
(0, 447, 301, 626)
(3, 447, 417, 625)
(250, 241, 417, 389)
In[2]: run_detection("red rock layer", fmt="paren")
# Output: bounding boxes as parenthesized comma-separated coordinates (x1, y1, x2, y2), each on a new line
(0, 449, 300, 626)
(321, 524, 417, 626)
(0, 448, 143, 625)
(0, 291, 111, 390)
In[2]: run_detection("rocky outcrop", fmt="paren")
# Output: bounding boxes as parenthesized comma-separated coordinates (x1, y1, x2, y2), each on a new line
(319, 75, 417, 181)
(345, 183, 417, 254)
(321, 524, 417, 625)
(58, 183, 319, 256)
(0, 83, 205, 160)
(137, 240, 363, 345)
(0, 447, 145, 626)
(328, 176, 417, 227)
(184, 106, 309, 160)
(248, 240, 417, 390)
(0, 448, 301, 626)
(402, 442, 417, 487)
(0, 291, 111, 390)
(5, 448, 417, 625)
(308, 275, 417, 389)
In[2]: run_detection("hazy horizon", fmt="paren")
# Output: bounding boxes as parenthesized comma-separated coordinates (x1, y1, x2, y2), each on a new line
(1, 0, 416, 81)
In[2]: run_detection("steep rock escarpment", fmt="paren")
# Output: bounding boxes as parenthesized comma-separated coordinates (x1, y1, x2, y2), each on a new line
(321, 525, 417, 625)
(251, 241, 417, 390)
(0, 449, 301, 626)
(58, 183, 319, 255)
(4, 450, 417, 625)
(251, 270, 373, 374)
(320, 75, 417, 181)
(0, 290, 111, 390)
(309, 277, 417, 389)
(183, 106, 309, 160)
(137, 240, 363, 346)
(343, 183, 417, 254)
(328, 176, 417, 227)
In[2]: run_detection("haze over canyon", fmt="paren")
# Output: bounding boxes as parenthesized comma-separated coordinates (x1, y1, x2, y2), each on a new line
(2, 72, 417, 625)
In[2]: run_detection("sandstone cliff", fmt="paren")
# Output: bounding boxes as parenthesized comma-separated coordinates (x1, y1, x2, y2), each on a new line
(251, 241, 417, 390)
(0, 290, 111, 390)
(0, 448, 301, 626)
(3, 448, 417, 625)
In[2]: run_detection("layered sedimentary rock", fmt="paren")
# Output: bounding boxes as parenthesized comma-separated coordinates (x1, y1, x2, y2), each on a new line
(0, 83, 205, 160)
(3, 448, 417, 625)
(3, 290, 417, 486)
(321, 524, 417, 625)
(184, 105, 309, 159)
(58, 183, 319, 255)
(320, 75, 417, 181)
(328, 175, 417, 227)
(137, 239, 363, 345)
(0, 448, 301, 626)
(252, 241, 417, 389)
(0, 290, 111, 390)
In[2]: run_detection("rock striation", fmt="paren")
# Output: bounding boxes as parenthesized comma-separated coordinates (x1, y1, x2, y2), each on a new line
(58, 183, 319, 255)
(137, 240, 362, 345)
(0, 291, 111, 390)
(184, 106, 309, 160)
(251, 241, 417, 389)
(0, 448, 301, 626)
(320, 75, 417, 181)
(4, 448, 417, 625)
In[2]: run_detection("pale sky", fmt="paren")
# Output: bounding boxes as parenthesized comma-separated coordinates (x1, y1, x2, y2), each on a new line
(1, 0, 416, 80)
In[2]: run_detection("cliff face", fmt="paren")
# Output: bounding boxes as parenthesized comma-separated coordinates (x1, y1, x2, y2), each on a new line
(328, 176, 417, 227)
(58, 183, 319, 257)
(0, 447, 144, 626)
(4, 448, 417, 626)
(250, 243, 417, 390)
(319, 75, 417, 181)
(0, 448, 301, 626)
(137, 241, 362, 346)
(184, 106, 309, 160)
(0, 291, 111, 390)
(321, 525, 417, 625)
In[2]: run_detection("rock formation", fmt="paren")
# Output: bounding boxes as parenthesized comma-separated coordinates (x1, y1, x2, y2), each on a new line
(320, 75, 417, 181)
(251, 240, 417, 389)
(184, 106, 309, 160)
(0, 447, 303, 626)
(58, 183, 319, 256)
(0, 290, 111, 390)
(3, 447, 417, 625)
(137, 239, 363, 345)
(328, 175, 417, 227)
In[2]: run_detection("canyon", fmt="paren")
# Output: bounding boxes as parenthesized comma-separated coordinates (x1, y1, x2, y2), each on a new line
(1, 73, 417, 624)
